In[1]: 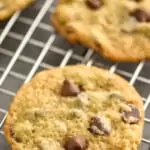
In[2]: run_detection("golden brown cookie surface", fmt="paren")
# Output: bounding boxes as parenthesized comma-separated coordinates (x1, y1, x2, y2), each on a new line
(5, 65, 144, 150)
(0, 0, 34, 20)
(51, 0, 150, 62)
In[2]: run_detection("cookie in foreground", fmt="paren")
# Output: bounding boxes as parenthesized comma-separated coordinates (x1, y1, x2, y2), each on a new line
(0, 0, 34, 20)
(51, 0, 150, 62)
(5, 65, 144, 149)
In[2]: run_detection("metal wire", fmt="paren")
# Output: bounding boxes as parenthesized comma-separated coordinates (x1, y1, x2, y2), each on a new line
(0, 0, 53, 86)
(0, 0, 150, 149)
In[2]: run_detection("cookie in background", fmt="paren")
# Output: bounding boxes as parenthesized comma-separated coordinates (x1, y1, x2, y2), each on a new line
(0, 0, 35, 20)
(51, 0, 150, 62)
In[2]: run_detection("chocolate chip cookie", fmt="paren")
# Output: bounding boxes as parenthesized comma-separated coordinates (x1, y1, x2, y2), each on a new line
(0, 0, 34, 20)
(5, 65, 144, 150)
(51, 0, 150, 62)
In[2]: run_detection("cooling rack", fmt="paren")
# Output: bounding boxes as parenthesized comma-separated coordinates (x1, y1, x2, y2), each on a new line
(0, 0, 150, 149)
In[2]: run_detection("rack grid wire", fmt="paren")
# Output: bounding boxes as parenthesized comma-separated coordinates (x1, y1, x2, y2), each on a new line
(0, 0, 150, 149)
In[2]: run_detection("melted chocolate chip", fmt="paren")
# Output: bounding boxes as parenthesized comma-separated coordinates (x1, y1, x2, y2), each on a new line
(131, 9, 150, 22)
(65, 136, 88, 150)
(88, 116, 111, 135)
(86, 0, 103, 9)
(61, 79, 81, 96)
(122, 104, 140, 124)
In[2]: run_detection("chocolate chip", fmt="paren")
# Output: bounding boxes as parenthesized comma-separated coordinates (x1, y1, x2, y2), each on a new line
(131, 9, 150, 22)
(65, 136, 88, 150)
(122, 104, 140, 124)
(88, 116, 111, 135)
(86, 0, 103, 9)
(61, 79, 81, 96)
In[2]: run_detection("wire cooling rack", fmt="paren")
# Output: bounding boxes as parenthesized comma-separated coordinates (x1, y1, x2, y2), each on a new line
(0, 0, 150, 149)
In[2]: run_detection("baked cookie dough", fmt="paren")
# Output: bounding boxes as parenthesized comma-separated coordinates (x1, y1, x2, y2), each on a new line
(5, 65, 144, 150)
(51, 0, 150, 62)
(0, 0, 34, 20)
